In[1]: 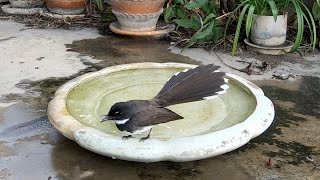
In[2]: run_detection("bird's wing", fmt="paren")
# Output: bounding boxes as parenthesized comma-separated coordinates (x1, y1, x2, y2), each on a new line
(131, 107, 183, 126)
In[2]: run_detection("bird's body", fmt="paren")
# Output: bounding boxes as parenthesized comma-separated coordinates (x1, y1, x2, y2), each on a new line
(101, 64, 229, 140)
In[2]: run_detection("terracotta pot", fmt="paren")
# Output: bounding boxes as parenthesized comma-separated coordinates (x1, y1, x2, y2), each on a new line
(9, 0, 44, 8)
(110, 0, 166, 32)
(250, 14, 287, 47)
(45, 0, 87, 15)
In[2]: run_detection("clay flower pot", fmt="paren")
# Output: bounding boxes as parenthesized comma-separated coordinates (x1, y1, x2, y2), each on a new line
(110, 0, 166, 32)
(9, 0, 44, 8)
(45, 0, 87, 15)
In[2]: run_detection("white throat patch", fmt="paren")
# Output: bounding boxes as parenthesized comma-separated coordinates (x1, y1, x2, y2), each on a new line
(115, 118, 130, 125)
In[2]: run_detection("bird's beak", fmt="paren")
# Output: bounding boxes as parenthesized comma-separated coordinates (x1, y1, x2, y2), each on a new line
(101, 115, 114, 122)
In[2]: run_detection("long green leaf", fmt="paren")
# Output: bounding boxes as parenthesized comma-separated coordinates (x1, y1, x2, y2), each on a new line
(301, 13, 314, 51)
(246, 5, 255, 37)
(232, 4, 250, 56)
(96, 0, 104, 11)
(297, 0, 317, 50)
(223, 0, 249, 48)
(224, 15, 233, 48)
(267, 0, 278, 21)
(290, 0, 304, 52)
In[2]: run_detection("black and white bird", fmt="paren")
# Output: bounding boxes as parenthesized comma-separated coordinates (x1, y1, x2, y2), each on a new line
(101, 64, 229, 141)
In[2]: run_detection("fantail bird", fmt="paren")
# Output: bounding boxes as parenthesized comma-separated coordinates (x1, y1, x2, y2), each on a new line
(101, 64, 229, 141)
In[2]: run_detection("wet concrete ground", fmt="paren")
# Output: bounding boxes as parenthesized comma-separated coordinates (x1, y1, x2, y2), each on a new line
(1, 21, 320, 180)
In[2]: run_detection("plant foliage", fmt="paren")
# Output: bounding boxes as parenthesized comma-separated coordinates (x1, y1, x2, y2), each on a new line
(313, 1, 320, 23)
(225, 0, 317, 56)
(164, 0, 223, 48)
(95, 0, 104, 12)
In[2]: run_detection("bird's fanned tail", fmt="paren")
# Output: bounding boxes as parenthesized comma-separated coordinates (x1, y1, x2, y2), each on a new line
(153, 64, 229, 107)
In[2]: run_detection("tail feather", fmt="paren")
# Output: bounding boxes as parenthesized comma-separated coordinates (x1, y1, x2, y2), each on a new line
(157, 65, 219, 96)
(153, 64, 228, 107)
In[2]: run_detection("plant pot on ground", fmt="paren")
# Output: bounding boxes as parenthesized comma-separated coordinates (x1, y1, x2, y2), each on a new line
(45, 0, 87, 15)
(9, 0, 44, 8)
(110, 0, 166, 32)
(225, 0, 317, 55)
(250, 14, 287, 46)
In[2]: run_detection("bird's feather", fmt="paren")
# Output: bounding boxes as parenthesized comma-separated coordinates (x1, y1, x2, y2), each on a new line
(153, 64, 228, 106)
(131, 107, 183, 126)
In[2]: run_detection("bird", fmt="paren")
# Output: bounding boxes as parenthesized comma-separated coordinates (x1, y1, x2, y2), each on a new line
(101, 64, 229, 141)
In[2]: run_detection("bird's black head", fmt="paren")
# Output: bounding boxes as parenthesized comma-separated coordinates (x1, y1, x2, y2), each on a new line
(101, 102, 132, 122)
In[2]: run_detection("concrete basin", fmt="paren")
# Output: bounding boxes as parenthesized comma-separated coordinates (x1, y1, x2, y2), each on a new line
(48, 63, 274, 162)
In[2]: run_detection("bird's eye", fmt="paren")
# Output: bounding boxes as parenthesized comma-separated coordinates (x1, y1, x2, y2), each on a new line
(114, 111, 121, 115)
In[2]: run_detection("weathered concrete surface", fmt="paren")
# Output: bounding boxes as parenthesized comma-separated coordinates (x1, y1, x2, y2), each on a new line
(0, 20, 319, 180)
(0, 21, 100, 96)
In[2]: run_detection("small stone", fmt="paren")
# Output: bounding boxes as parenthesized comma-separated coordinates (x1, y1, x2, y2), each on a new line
(37, 57, 45, 61)
(40, 140, 48, 145)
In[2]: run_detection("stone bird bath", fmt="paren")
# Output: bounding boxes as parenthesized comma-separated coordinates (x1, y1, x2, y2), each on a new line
(48, 63, 274, 162)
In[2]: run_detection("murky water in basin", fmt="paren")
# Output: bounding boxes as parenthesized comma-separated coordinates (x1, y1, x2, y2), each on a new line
(66, 67, 256, 138)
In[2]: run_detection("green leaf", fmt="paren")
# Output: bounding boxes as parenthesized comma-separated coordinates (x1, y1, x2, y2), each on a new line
(173, 19, 200, 30)
(297, 0, 317, 50)
(184, 0, 208, 10)
(186, 21, 215, 48)
(224, 0, 249, 48)
(203, 13, 216, 24)
(195, 21, 215, 39)
(289, 0, 303, 52)
(201, 0, 217, 14)
(191, 13, 201, 28)
(185, 1, 200, 10)
(164, 6, 174, 20)
(232, 4, 250, 56)
(196, 0, 209, 8)
(246, 5, 255, 37)
(267, 0, 278, 22)
(176, 0, 185, 5)
(96, 0, 104, 11)
(312, 2, 320, 20)
(176, 6, 188, 19)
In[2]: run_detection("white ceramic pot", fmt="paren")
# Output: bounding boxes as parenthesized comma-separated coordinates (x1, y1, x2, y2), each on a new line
(250, 14, 287, 47)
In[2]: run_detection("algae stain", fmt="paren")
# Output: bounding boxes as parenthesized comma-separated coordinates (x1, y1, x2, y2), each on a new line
(236, 76, 320, 165)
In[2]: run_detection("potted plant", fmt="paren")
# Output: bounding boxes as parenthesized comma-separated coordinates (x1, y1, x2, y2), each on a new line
(225, 0, 317, 55)
(109, 0, 166, 32)
(45, 0, 87, 15)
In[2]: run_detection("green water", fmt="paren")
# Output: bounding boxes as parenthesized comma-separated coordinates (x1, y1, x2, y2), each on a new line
(66, 68, 256, 138)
